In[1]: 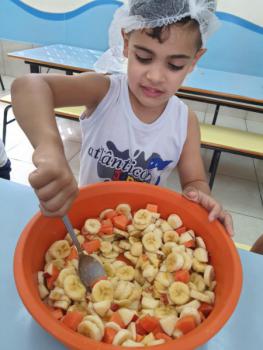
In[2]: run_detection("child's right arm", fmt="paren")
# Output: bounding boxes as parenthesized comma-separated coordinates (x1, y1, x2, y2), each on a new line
(11, 73, 110, 216)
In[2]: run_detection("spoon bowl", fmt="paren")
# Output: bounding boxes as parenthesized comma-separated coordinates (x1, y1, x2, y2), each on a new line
(62, 215, 105, 289)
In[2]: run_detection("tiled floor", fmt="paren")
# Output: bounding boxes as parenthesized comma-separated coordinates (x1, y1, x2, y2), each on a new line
(1, 75, 263, 246)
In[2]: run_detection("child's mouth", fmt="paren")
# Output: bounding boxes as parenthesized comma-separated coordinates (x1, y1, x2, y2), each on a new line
(141, 85, 164, 98)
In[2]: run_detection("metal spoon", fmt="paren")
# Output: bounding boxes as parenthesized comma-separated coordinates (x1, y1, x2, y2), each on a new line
(62, 215, 105, 289)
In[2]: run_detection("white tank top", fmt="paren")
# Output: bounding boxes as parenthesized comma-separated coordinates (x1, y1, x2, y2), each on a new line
(0, 138, 8, 168)
(79, 74, 188, 187)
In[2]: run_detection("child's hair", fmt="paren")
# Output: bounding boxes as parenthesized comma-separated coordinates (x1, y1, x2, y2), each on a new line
(146, 17, 202, 50)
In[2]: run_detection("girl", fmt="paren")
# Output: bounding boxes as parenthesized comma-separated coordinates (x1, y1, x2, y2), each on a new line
(11, 0, 233, 235)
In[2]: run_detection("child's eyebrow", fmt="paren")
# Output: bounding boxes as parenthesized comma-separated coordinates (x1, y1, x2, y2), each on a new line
(134, 45, 191, 59)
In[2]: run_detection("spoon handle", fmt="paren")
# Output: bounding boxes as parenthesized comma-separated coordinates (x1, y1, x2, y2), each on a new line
(62, 215, 82, 254)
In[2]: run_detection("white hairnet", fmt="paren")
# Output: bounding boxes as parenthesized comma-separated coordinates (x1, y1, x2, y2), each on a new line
(95, 0, 220, 73)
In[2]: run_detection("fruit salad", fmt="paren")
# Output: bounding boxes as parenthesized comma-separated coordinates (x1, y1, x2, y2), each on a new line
(38, 203, 216, 347)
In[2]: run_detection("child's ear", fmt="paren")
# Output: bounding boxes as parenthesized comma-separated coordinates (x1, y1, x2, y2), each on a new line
(187, 48, 206, 73)
(122, 29, 129, 58)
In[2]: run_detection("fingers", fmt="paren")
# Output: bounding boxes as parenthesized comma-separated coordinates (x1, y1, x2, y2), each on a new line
(219, 210, 234, 237)
(208, 202, 222, 222)
(182, 186, 200, 202)
(183, 187, 234, 237)
(38, 181, 79, 217)
(28, 159, 79, 217)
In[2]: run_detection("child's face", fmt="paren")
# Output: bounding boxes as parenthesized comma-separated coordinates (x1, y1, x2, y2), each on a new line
(123, 25, 205, 112)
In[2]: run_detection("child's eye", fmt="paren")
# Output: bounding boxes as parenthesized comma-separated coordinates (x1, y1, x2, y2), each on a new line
(168, 63, 184, 71)
(135, 54, 152, 64)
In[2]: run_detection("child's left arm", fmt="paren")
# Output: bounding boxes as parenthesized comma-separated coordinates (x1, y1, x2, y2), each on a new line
(177, 110, 234, 236)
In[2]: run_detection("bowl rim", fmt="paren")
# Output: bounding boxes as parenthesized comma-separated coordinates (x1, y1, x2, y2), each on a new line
(13, 182, 243, 350)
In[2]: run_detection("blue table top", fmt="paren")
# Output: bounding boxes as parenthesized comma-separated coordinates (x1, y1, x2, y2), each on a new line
(1, 178, 263, 349)
(8, 44, 263, 104)
(8, 44, 103, 72)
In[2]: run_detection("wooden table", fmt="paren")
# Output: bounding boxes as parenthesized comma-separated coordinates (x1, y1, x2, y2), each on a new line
(8, 44, 263, 121)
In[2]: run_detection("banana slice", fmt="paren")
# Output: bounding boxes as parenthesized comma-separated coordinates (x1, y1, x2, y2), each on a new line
(155, 272, 173, 288)
(194, 247, 209, 263)
(114, 281, 133, 300)
(124, 252, 138, 265)
(48, 240, 71, 259)
(116, 265, 135, 281)
(84, 218, 101, 234)
(45, 250, 53, 263)
(181, 252, 192, 271)
(93, 300, 111, 317)
(118, 308, 136, 326)
(56, 266, 76, 287)
(134, 269, 144, 285)
(163, 230, 179, 243)
(180, 306, 201, 324)
(141, 296, 160, 309)
(127, 322, 136, 341)
(165, 252, 184, 272)
(105, 322, 122, 332)
(142, 232, 162, 252)
(53, 298, 71, 310)
(49, 287, 65, 301)
(38, 284, 49, 299)
(100, 241, 113, 255)
(92, 280, 114, 302)
(190, 289, 213, 304)
(162, 242, 178, 256)
(113, 228, 129, 238)
(160, 221, 173, 233)
(179, 232, 194, 245)
(77, 320, 103, 341)
(103, 262, 115, 277)
(167, 214, 183, 229)
(160, 314, 178, 336)
(83, 314, 104, 336)
(143, 223, 156, 234)
(175, 300, 201, 314)
(63, 275, 86, 301)
(204, 265, 215, 287)
(122, 340, 143, 347)
(192, 258, 207, 273)
(113, 329, 132, 346)
(146, 252, 160, 268)
(169, 282, 190, 305)
(155, 306, 177, 318)
(142, 264, 158, 283)
(68, 301, 89, 315)
(173, 329, 183, 338)
(38, 271, 45, 285)
(133, 209, 152, 229)
(204, 290, 215, 304)
(130, 242, 143, 257)
(116, 203, 132, 218)
(148, 339, 166, 346)
(196, 236, 207, 249)
(118, 240, 131, 251)
(190, 273, 206, 292)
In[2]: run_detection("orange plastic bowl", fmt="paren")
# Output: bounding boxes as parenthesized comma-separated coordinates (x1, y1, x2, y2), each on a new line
(14, 182, 242, 350)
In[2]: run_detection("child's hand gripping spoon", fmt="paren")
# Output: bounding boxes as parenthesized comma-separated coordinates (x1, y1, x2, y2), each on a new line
(62, 215, 106, 289)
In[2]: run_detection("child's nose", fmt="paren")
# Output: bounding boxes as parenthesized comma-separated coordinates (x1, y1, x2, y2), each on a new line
(146, 65, 165, 84)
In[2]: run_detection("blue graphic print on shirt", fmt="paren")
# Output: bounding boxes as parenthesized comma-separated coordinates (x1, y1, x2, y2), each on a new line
(87, 141, 173, 185)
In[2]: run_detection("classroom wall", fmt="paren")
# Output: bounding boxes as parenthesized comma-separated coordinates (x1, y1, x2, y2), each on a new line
(0, 0, 262, 77)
